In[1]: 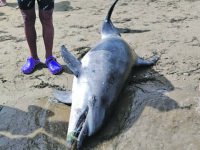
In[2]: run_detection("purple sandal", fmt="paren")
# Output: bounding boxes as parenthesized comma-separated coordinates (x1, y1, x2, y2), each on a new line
(46, 56, 62, 75)
(21, 57, 40, 74)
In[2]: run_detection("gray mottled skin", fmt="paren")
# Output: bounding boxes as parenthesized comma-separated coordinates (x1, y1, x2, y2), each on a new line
(54, 0, 158, 148)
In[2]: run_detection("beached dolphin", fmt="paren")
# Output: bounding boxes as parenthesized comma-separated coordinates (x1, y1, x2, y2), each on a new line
(53, 0, 158, 148)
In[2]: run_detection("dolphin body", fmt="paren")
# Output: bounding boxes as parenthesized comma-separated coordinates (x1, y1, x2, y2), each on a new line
(54, 0, 158, 148)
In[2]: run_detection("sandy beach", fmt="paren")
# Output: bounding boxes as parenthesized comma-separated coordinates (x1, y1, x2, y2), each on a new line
(0, 0, 200, 149)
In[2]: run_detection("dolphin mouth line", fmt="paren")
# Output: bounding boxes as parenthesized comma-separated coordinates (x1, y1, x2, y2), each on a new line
(67, 106, 89, 145)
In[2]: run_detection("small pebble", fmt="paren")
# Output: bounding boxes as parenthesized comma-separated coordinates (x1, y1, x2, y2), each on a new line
(183, 72, 190, 76)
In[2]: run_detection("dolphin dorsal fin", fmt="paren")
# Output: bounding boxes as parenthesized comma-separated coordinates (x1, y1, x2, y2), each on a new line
(101, 0, 120, 39)
(61, 45, 82, 77)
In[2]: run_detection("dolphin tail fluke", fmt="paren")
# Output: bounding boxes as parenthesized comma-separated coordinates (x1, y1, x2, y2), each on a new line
(52, 89, 72, 105)
(61, 45, 82, 77)
(101, 0, 120, 39)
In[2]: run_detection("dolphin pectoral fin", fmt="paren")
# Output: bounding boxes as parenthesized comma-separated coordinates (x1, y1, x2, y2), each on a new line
(52, 88, 72, 105)
(136, 56, 159, 66)
(61, 45, 82, 77)
(101, 0, 120, 38)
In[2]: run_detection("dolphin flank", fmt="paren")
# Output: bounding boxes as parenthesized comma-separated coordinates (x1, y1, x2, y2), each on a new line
(53, 0, 158, 149)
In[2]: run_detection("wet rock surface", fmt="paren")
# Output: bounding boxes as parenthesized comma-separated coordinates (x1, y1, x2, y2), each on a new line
(0, 99, 70, 150)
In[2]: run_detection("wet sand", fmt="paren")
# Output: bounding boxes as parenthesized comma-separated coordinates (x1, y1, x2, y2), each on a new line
(0, 0, 200, 149)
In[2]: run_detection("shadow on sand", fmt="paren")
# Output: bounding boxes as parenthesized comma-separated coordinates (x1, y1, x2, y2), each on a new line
(54, 1, 81, 12)
(26, 62, 73, 75)
(117, 28, 151, 34)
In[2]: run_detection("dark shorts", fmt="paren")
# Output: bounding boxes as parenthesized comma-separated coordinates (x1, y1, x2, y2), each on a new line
(17, 0, 54, 10)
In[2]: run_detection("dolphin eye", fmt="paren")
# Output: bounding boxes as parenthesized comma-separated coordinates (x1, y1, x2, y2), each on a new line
(89, 96, 97, 108)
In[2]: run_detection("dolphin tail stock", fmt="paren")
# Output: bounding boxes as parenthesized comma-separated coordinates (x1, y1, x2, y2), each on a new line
(52, 88, 72, 105)
(136, 56, 159, 67)
(101, 0, 120, 39)
(61, 45, 82, 77)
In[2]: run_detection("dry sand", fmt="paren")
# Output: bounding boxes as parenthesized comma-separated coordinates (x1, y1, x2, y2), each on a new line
(0, 0, 200, 149)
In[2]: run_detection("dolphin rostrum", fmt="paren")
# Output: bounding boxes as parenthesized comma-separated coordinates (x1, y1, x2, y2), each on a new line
(53, 0, 158, 148)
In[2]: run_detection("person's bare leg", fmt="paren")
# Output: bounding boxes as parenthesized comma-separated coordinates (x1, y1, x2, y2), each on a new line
(39, 9, 54, 59)
(20, 8, 39, 60)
